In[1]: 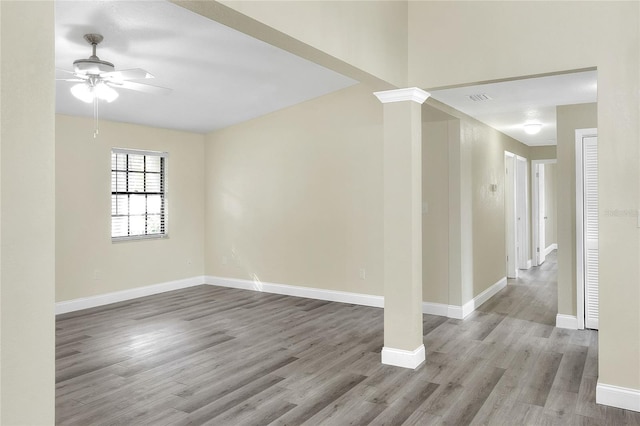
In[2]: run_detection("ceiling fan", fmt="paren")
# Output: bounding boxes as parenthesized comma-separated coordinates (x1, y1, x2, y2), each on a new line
(57, 33, 171, 137)
(57, 33, 171, 104)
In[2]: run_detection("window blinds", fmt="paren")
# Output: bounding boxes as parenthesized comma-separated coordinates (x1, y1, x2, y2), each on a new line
(111, 148, 168, 240)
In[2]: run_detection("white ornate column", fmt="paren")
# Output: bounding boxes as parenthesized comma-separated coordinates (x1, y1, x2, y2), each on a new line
(374, 87, 430, 369)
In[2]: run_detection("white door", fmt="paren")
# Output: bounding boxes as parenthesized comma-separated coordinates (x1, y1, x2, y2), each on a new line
(583, 136, 599, 330)
(505, 153, 517, 278)
(538, 165, 546, 264)
(516, 156, 528, 269)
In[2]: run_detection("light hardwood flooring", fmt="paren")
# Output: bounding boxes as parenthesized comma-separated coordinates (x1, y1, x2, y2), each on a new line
(56, 251, 640, 425)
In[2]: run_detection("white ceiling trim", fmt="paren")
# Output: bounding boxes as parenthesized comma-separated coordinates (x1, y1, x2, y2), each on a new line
(374, 87, 431, 104)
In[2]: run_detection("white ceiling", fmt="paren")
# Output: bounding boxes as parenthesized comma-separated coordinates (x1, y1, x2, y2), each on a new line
(55, 1, 357, 134)
(429, 70, 597, 146)
(56, 2, 596, 143)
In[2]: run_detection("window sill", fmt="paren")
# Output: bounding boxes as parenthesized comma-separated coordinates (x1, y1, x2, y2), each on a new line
(111, 234, 169, 243)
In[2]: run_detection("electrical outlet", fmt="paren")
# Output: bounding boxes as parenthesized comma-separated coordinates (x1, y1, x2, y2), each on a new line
(187, 259, 192, 265)
(359, 268, 366, 280)
(93, 269, 101, 280)
(222, 256, 228, 265)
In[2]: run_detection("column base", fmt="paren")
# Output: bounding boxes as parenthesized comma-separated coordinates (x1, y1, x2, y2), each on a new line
(381, 344, 425, 369)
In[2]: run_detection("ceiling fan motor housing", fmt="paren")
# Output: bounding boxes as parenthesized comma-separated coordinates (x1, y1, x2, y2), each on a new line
(73, 33, 114, 75)
(73, 58, 115, 75)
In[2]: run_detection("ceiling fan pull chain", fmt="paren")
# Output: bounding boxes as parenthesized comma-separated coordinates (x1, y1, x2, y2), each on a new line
(93, 96, 100, 138)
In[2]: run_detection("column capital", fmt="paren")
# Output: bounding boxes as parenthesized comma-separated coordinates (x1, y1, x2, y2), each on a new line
(374, 87, 430, 104)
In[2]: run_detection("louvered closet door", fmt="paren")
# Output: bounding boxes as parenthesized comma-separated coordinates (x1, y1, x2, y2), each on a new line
(583, 136, 599, 330)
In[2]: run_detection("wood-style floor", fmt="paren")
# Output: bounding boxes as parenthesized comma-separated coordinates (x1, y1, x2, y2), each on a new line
(56, 252, 640, 425)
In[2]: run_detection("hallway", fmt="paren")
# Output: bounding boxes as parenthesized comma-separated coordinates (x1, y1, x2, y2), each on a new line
(56, 251, 640, 425)
(427, 250, 605, 424)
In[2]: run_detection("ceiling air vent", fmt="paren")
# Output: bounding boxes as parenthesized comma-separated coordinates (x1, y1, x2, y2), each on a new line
(466, 93, 493, 102)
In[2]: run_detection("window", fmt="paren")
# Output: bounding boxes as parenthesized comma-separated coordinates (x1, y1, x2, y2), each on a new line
(111, 148, 168, 240)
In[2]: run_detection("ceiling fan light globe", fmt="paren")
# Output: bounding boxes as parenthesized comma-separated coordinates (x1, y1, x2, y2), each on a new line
(70, 83, 94, 103)
(95, 83, 119, 103)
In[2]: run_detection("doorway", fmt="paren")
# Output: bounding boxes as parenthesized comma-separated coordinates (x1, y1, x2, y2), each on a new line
(532, 159, 558, 266)
(576, 128, 599, 330)
(515, 156, 529, 270)
(505, 151, 529, 278)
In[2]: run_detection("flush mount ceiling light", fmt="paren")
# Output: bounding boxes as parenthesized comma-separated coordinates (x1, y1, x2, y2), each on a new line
(524, 122, 542, 135)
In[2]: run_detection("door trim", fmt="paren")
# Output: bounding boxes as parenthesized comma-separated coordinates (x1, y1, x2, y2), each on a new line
(515, 155, 529, 270)
(532, 159, 557, 267)
(505, 151, 517, 278)
(575, 128, 598, 330)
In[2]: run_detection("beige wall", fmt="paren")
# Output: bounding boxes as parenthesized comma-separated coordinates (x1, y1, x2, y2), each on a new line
(204, 84, 384, 296)
(2, 0, 636, 419)
(422, 118, 451, 304)
(5, 2, 640, 423)
(56, 115, 205, 302)
(556, 103, 597, 317)
(53, 0, 639, 395)
(218, 0, 408, 88)
(408, 2, 627, 88)
(544, 163, 557, 248)
(203, 83, 531, 311)
(464, 118, 530, 303)
(530, 145, 557, 161)
(424, 100, 531, 306)
(1, 1, 55, 423)
(409, 0, 639, 392)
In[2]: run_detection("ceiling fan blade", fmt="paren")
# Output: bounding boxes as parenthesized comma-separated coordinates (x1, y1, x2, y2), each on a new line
(102, 68, 154, 81)
(56, 78, 87, 82)
(56, 68, 89, 80)
(56, 68, 77, 75)
(107, 80, 171, 95)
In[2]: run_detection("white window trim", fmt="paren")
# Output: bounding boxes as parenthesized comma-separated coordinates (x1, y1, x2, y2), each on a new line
(111, 148, 169, 242)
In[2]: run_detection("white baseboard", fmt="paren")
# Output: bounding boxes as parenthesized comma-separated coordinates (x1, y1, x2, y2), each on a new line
(420, 301, 466, 319)
(447, 305, 465, 320)
(459, 277, 507, 319)
(421, 301, 449, 317)
(205, 276, 384, 308)
(421, 302, 464, 319)
(381, 344, 425, 369)
(56, 276, 205, 315)
(56, 274, 506, 322)
(555, 314, 578, 329)
(597, 382, 640, 412)
(544, 243, 558, 257)
(421, 277, 506, 320)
